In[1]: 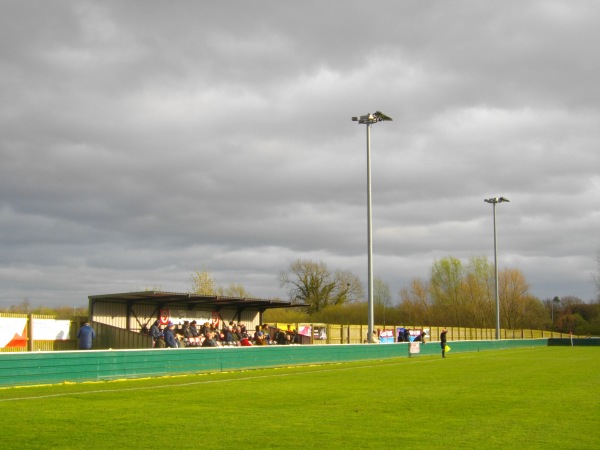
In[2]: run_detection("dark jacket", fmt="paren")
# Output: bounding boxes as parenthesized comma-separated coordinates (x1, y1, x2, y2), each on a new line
(150, 321, 163, 341)
(163, 327, 178, 348)
(276, 331, 288, 345)
(202, 337, 218, 347)
(397, 330, 405, 342)
(77, 324, 95, 350)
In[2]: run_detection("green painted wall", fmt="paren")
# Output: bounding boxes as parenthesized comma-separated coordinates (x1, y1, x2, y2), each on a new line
(0, 339, 548, 387)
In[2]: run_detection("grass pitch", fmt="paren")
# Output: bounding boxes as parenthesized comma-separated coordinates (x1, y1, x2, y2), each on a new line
(1, 346, 598, 449)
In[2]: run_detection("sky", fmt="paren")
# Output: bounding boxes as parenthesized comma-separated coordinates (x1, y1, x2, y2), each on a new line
(1, 1, 599, 308)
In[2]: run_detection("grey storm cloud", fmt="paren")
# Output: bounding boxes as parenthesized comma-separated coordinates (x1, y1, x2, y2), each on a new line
(1, 1, 599, 307)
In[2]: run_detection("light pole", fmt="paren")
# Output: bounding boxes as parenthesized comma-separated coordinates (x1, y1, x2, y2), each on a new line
(484, 196, 509, 340)
(352, 111, 392, 343)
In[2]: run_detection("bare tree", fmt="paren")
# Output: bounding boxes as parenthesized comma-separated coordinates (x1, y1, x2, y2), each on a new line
(279, 259, 363, 314)
(219, 283, 252, 298)
(499, 268, 531, 329)
(333, 270, 365, 304)
(374, 277, 391, 325)
(595, 248, 600, 300)
(464, 256, 495, 328)
(399, 278, 431, 324)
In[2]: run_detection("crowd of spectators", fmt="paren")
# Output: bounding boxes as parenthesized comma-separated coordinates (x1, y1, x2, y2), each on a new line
(148, 320, 299, 349)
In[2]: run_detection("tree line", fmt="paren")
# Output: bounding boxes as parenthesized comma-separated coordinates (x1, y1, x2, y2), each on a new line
(4, 255, 600, 336)
(0, 298, 88, 317)
(272, 256, 600, 336)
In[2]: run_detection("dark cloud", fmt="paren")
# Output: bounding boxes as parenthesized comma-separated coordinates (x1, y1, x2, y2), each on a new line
(1, 1, 599, 306)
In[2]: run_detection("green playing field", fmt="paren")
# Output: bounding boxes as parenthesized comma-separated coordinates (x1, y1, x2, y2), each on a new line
(1, 346, 598, 449)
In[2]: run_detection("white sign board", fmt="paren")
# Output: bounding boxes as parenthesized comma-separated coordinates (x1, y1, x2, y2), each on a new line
(409, 342, 421, 354)
(32, 319, 71, 340)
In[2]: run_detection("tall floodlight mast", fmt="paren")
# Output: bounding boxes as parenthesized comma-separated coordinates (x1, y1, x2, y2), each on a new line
(352, 111, 392, 343)
(484, 196, 510, 340)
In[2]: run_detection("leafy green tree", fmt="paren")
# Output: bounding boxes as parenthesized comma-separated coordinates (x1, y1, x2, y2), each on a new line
(398, 255, 548, 330)
(191, 271, 252, 298)
(312, 302, 368, 325)
(430, 256, 465, 326)
(585, 300, 600, 335)
(552, 296, 600, 335)
(263, 306, 309, 324)
(190, 269, 217, 295)
(464, 256, 495, 328)
(520, 295, 551, 330)
(0, 299, 88, 317)
(557, 312, 588, 335)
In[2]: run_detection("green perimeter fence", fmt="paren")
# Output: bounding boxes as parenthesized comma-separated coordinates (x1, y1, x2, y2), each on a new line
(1, 312, 579, 352)
(0, 339, 559, 388)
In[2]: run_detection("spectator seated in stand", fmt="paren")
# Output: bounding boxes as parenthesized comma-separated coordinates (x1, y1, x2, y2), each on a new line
(285, 325, 299, 344)
(199, 322, 210, 337)
(233, 325, 243, 341)
(216, 327, 225, 344)
(173, 324, 186, 346)
(181, 321, 191, 338)
(208, 325, 224, 345)
(184, 320, 201, 346)
(180, 321, 200, 346)
(201, 331, 218, 347)
(285, 325, 294, 339)
(230, 325, 241, 346)
(234, 324, 250, 346)
(154, 320, 282, 348)
(275, 328, 288, 345)
(254, 325, 266, 345)
(190, 320, 200, 337)
(222, 325, 238, 346)
(262, 324, 271, 344)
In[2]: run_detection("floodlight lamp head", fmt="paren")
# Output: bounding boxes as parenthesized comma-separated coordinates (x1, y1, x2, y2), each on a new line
(484, 196, 510, 204)
(373, 111, 393, 121)
(352, 111, 392, 124)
